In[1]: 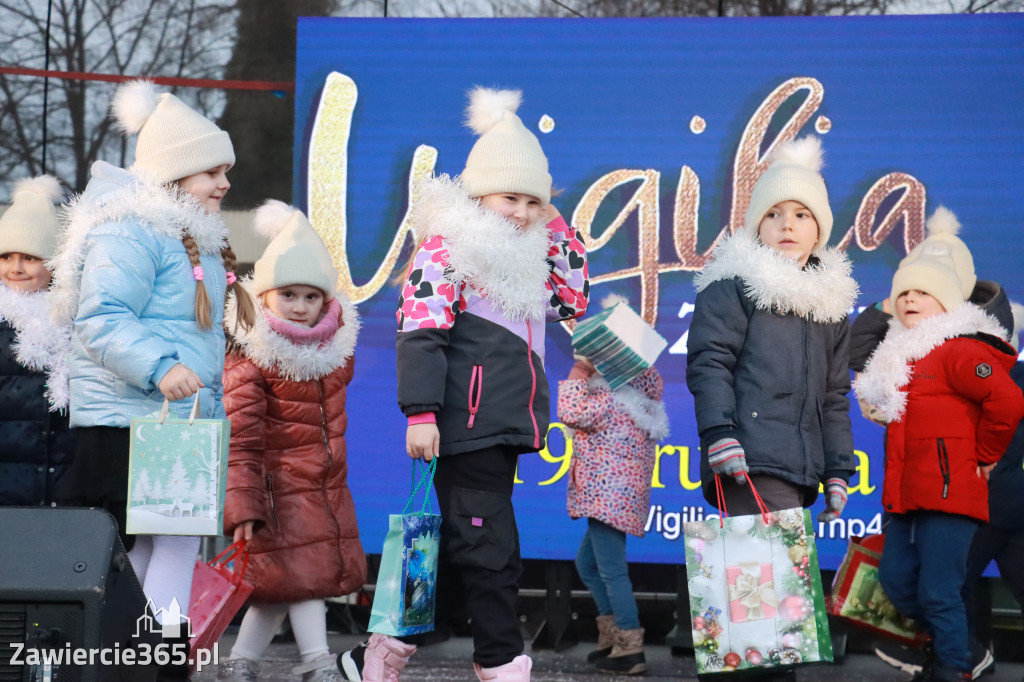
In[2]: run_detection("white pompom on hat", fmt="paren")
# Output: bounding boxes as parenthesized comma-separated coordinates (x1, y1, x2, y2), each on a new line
(0, 175, 63, 261)
(113, 80, 235, 185)
(744, 136, 834, 252)
(890, 206, 976, 314)
(460, 87, 552, 205)
(251, 200, 338, 301)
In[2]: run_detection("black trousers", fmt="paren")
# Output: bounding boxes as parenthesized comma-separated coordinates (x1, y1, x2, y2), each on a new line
(962, 523, 1024, 647)
(55, 426, 134, 550)
(432, 445, 524, 668)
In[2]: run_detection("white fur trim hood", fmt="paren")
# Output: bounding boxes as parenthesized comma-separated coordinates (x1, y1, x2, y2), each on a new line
(0, 285, 71, 410)
(226, 279, 359, 382)
(412, 174, 551, 322)
(587, 374, 671, 441)
(49, 161, 229, 326)
(853, 303, 1008, 422)
(694, 233, 858, 324)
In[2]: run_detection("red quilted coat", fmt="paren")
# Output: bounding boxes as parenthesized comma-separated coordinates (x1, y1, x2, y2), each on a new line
(856, 305, 1024, 523)
(223, 296, 366, 602)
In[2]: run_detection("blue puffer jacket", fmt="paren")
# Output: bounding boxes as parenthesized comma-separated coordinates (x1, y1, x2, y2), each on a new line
(52, 161, 230, 425)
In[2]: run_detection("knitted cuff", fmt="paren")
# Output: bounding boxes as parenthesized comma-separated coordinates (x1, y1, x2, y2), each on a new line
(707, 438, 745, 467)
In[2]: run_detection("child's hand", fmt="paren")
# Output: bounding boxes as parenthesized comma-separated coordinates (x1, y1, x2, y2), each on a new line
(407, 423, 440, 462)
(707, 437, 749, 483)
(881, 297, 893, 315)
(158, 363, 205, 401)
(233, 520, 255, 544)
(978, 463, 997, 481)
(817, 478, 848, 523)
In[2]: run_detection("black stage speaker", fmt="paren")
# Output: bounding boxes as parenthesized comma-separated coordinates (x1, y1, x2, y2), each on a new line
(0, 507, 158, 682)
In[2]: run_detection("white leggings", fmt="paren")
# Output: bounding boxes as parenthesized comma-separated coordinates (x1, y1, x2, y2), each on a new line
(229, 599, 331, 664)
(128, 535, 201, 625)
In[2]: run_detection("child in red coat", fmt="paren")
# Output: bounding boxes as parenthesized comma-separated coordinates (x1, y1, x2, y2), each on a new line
(219, 201, 363, 682)
(854, 208, 1024, 682)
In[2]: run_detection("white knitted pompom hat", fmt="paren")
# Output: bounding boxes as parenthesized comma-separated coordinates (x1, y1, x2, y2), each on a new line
(113, 80, 235, 184)
(890, 206, 976, 314)
(0, 175, 63, 261)
(744, 136, 833, 251)
(251, 200, 338, 301)
(460, 87, 552, 205)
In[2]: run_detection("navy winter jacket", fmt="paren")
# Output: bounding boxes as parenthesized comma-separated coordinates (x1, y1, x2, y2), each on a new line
(686, 235, 858, 506)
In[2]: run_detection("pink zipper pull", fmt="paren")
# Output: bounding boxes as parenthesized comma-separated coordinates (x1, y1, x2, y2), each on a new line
(467, 365, 483, 428)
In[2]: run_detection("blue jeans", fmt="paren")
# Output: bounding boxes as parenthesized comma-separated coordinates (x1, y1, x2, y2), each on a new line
(879, 512, 979, 673)
(575, 518, 640, 630)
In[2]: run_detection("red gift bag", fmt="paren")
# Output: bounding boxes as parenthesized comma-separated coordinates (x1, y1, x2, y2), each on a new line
(188, 541, 254, 671)
(829, 534, 926, 645)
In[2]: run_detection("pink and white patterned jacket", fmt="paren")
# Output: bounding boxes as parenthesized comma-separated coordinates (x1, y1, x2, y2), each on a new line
(397, 175, 589, 456)
(559, 365, 669, 536)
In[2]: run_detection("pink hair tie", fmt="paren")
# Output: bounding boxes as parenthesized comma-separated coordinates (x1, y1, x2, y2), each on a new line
(226, 271, 237, 285)
(192, 266, 204, 281)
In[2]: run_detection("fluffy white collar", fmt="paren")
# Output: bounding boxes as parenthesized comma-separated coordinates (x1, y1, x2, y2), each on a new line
(50, 161, 229, 326)
(0, 285, 71, 410)
(694, 234, 858, 324)
(412, 174, 551, 322)
(853, 303, 1008, 422)
(586, 374, 671, 441)
(226, 280, 360, 382)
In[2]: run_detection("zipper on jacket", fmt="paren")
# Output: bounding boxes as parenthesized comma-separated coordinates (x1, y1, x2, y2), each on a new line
(467, 365, 483, 428)
(266, 473, 281, 530)
(317, 379, 344, 559)
(317, 379, 334, 462)
(526, 321, 540, 449)
(937, 438, 951, 500)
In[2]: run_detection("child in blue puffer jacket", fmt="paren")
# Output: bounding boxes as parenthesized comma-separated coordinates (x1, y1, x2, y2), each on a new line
(51, 80, 257, 679)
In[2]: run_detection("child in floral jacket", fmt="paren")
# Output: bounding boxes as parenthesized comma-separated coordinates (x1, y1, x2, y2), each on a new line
(558, 319, 668, 676)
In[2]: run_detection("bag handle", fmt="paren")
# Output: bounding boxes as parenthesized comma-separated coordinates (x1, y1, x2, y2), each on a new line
(403, 457, 437, 516)
(159, 394, 202, 425)
(713, 473, 771, 526)
(209, 539, 250, 586)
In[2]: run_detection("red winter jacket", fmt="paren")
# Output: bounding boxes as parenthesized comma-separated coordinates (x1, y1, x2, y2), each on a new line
(223, 298, 365, 603)
(882, 335, 1024, 522)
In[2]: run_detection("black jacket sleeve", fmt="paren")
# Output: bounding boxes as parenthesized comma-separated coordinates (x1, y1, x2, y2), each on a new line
(849, 302, 891, 372)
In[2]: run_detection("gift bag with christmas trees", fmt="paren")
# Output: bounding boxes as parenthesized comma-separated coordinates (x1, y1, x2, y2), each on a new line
(126, 397, 230, 536)
(368, 458, 442, 636)
(684, 478, 833, 674)
(829, 533, 926, 645)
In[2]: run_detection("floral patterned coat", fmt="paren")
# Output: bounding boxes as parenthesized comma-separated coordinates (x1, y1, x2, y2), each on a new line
(559, 365, 669, 536)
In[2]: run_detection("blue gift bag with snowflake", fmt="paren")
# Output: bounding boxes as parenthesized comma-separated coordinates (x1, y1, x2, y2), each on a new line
(126, 397, 230, 536)
(368, 458, 441, 636)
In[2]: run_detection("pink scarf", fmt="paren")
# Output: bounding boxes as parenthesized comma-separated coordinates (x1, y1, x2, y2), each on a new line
(264, 297, 343, 346)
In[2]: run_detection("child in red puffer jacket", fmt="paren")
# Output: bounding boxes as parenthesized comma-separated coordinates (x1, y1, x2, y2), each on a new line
(854, 207, 1024, 682)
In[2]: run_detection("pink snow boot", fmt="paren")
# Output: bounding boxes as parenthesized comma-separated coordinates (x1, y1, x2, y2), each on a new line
(474, 655, 532, 682)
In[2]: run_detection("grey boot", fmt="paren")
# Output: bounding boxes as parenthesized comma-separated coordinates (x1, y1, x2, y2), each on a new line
(215, 658, 259, 682)
(293, 654, 346, 682)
